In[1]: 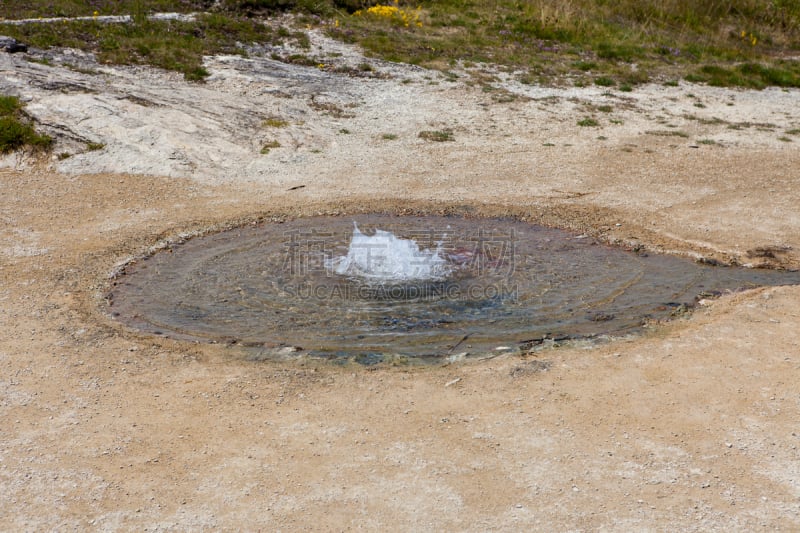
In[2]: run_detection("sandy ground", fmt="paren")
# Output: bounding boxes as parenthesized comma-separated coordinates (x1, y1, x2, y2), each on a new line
(2, 30, 800, 530)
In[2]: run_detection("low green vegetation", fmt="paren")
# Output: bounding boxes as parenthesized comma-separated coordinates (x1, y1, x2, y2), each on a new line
(0, 1, 203, 19)
(418, 129, 454, 142)
(0, 3, 311, 81)
(685, 62, 800, 89)
(263, 117, 290, 128)
(328, 0, 800, 88)
(0, 95, 52, 154)
(645, 129, 689, 138)
(0, 1, 799, 88)
(0, 0, 335, 20)
(260, 139, 281, 153)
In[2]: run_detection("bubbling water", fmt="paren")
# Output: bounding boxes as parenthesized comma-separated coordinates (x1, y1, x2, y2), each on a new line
(327, 223, 450, 283)
(107, 214, 800, 364)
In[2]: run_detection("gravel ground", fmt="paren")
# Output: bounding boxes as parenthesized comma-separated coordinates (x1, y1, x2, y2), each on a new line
(1, 31, 800, 530)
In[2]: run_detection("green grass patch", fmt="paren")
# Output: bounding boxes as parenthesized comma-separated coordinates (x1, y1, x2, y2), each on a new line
(263, 117, 290, 128)
(418, 129, 454, 142)
(3, 1, 800, 88)
(577, 118, 599, 127)
(260, 139, 281, 153)
(645, 130, 689, 138)
(0, 1, 202, 19)
(686, 62, 800, 89)
(573, 61, 597, 72)
(381, 133, 398, 140)
(0, 95, 52, 154)
(86, 142, 106, 150)
(0, 10, 309, 81)
(0, 0, 338, 19)
(328, 0, 800, 88)
(0, 95, 23, 116)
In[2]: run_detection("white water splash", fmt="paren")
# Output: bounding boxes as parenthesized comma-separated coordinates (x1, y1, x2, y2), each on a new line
(328, 223, 450, 282)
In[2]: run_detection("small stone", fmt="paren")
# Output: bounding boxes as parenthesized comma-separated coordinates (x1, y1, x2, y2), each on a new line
(276, 346, 301, 355)
(445, 377, 461, 387)
(447, 352, 467, 363)
(0, 36, 27, 54)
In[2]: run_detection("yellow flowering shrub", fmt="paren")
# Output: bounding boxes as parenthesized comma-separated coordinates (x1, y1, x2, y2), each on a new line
(740, 30, 757, 46)
(354, 2, 422, 28)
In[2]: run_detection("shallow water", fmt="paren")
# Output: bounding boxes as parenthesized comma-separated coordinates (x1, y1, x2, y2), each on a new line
(108, 215, 800, 362)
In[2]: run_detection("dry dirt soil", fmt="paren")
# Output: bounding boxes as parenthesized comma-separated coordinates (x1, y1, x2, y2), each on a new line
(2, 30, 800, 531)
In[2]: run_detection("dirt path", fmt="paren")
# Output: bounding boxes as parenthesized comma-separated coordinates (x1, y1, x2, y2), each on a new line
(2, 33, 800, 530)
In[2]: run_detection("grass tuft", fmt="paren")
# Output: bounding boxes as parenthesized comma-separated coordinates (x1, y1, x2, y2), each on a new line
(418, 129, 454, 142)
(263, 117, 290, 128)
(686, 62, 800, 89)
(0, 95, 53, 154)
(0, 95, 23, 116)
(645, 130, 689, 138)
(260, 139, 281, 153)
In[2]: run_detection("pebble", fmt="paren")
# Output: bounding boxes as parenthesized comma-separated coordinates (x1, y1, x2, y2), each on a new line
(0, 36, 27, 53)
(276, 346, 301, 355)
(445, 377, 461, 387)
